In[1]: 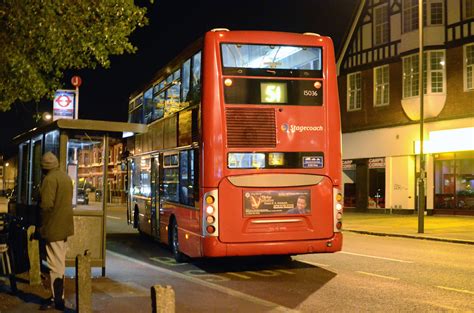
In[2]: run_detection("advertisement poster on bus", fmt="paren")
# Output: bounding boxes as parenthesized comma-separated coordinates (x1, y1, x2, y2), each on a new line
(53, 90, 76, 121)
(244, 190, 311, 216)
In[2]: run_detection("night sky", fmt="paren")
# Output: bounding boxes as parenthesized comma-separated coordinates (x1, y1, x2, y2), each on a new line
(0, 0, 357, 158)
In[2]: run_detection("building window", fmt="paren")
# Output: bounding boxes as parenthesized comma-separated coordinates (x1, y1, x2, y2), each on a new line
(403, 0, 418, 33)
(403, 54, 419, 97)
(429, 51, 445, 93)
(465, 44, 474, 91)
(464, 0, 474, 19)
(347, 72, 361, 111)
(374, 65, 390, 106)
(403, 51, 445, 98)
(374, 4, 389, 45)
(430, 1, 443, 25)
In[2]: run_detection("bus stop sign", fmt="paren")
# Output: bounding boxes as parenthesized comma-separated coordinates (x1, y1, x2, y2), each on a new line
(71, 76, 82, 87)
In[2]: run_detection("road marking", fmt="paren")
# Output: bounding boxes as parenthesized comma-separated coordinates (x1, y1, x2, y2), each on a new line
(356, 271, 400, 281)
(297, 260, 330, 268)
(107, 250, 300, 312)
(436, 285, 474, 295)
(341, 251, 414, 263)
(106, 215, 121, 220)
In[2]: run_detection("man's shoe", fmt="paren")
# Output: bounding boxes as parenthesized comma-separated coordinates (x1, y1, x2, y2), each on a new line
(39, 297, 65, 311)
(39, 297, 55, 311)
(54, 300, 65, 311)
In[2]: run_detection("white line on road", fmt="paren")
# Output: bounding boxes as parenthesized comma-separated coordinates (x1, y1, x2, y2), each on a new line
(297, 260, 330, 268)
(106, 215, 121, 220)
(107, 250, 300, 312)
(436, 285, 474, 295)
(356, 271, 400, 281)
(341, 251, 414, 263)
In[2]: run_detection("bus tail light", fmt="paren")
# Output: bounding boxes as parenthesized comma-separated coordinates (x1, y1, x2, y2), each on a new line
(333, 188, 343, 232)
(203, 190, 219, 237)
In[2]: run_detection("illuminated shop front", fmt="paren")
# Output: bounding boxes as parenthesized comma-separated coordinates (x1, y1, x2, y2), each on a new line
(415, 127, 474, 215)
(342, 121, 474, 215)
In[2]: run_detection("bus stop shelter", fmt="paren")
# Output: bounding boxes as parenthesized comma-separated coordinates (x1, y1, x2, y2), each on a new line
(11, 119, 145, 275)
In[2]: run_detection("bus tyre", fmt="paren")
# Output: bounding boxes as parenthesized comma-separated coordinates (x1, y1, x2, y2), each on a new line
(170, 220, 187, 263)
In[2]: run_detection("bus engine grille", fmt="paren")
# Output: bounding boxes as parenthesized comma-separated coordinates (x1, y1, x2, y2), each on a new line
(226, 108, 276, 148)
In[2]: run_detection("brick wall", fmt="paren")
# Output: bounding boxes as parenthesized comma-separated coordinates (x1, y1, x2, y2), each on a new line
(339, 45, 474, 133)
(339, 62, 410, 133)
(441, 45, 474, 119)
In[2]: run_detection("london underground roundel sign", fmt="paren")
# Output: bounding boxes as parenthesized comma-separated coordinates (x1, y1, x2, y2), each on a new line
(53, 90, 75, 120)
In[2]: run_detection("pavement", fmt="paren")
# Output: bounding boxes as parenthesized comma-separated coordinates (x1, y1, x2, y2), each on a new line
(1, 196, 473, 312)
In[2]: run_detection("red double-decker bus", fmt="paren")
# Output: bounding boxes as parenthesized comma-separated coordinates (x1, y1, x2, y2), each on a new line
(127, 29, 343, 261)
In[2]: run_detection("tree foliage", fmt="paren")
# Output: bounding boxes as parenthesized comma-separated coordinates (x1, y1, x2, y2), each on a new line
(0, 0, 148, 111)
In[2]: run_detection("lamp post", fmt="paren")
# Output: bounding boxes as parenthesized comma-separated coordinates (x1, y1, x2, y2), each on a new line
(418, 0, 425, 233)
(5, 162, 9, 191)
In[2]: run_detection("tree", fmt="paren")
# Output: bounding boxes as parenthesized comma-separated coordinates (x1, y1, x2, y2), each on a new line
(0, 0, 148, 111)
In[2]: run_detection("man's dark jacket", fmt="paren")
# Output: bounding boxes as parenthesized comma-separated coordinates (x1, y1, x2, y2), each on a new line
(39, 168, 74, 242)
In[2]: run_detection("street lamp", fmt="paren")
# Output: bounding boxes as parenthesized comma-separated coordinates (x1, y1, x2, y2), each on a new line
(34, 111, 52, 124)
(418, 0, 425, 233)
(42, 112, 52, 121)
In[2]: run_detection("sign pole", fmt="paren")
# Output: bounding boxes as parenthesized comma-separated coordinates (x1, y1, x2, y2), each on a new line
(75, 86, 79, 120)
(71, 76, 82, 120)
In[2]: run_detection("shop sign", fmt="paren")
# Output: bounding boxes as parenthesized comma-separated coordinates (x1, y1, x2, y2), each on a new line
(369, 157, 385, 169)
(343, 159, 356, 170)
(243, 190, 311, 216)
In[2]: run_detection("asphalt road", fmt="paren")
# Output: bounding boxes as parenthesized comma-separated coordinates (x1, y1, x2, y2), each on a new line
(104, 206, 474, 312)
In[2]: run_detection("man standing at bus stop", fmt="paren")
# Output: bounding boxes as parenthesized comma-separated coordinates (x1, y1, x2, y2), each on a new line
(38, 152, 74, 311)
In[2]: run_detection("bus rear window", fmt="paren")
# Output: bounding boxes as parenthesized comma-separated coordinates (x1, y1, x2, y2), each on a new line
(221, 43, 322, 77)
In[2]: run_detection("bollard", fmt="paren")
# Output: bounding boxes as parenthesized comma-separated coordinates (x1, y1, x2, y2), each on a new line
(151, 285, 175, 313)
(76, 250, 92, 313)
(27, 225, 41, 285)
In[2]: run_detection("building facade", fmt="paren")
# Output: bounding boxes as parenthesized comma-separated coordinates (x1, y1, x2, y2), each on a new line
(338, 0, 474, 215)
(77, 140, 127, 203)
(0, 154, 17, 195)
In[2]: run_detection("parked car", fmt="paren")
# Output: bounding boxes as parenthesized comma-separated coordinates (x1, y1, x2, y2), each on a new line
(77, 188, 89, 205)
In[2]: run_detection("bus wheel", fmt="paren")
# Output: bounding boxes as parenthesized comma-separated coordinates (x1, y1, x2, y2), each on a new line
(170, 220, 187, 263)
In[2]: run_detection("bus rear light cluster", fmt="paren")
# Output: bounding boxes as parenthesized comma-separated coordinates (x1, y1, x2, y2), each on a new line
(333, 188, 343, 232)
(203, 190, 219, 237)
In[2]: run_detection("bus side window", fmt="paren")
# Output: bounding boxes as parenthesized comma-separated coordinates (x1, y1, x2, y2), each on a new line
(179, 150, 195, 207)
(162, 153, 179, 203)
(189, 51, 202, 105)
(181, 58, 191, 107)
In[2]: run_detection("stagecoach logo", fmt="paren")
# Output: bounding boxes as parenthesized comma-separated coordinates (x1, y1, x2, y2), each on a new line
(281, 123, 324, 133)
